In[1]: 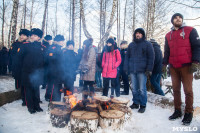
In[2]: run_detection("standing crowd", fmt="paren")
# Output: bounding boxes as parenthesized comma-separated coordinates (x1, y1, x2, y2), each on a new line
(0, 13, 200, 126)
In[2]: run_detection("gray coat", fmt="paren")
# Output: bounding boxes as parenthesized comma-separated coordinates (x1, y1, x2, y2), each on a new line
(79, 45, 96, 81)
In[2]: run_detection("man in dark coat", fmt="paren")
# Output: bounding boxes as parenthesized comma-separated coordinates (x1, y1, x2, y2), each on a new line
(46, 35, 65, 102)
(10, 29, 30, 106)
(149, 39, 164, 96)
(119, 41, 129, 95)
(19, 28, 44, 114)
(124, 28, 155, 113)
(63, 40, 78, 95)
(163, 13, 200, 125)
(0, 47, 8, 75)
(41, 35, 52, 90)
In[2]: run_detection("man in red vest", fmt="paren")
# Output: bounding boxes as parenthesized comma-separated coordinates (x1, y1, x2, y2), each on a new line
(163, 13, 200, 126)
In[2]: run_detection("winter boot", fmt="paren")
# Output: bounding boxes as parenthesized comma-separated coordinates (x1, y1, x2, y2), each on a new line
(28, 108, 36, 114)
(130, 103, 139, 109)
(182, 113, 193, 126)
(22, 102, 26, 106)
(138, 105, 146, 113)
(35, 106, 43, 112)
(169, 109, 182, 121)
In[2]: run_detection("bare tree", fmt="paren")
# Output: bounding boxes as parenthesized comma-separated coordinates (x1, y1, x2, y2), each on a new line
(71, 0, 75, 41)
(10, 0, 19, 46)
(98, 0, 117, 50)
(80, 0, 92, 38)
(30, 0, 35, 30)
(123, 0, 128, 40)
(23, 0, 27, 29)
(42, 0, 49, 35)
(55, 0, 58, 35)
(1, 0, 5, 47)
(79, 0, 82, 48)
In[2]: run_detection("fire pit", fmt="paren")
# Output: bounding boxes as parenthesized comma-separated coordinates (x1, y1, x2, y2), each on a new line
(49, 93, 132, 132)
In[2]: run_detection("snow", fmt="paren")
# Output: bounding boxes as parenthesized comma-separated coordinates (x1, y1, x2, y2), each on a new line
(0, 76, 200, 133)
(0, 76, 15, 93)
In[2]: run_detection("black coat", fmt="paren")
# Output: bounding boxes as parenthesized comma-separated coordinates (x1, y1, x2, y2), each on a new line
(119, 48, 128, 72)
(0, 47, 8, 66)
(19, 41, 44, 87)
(10, 40, 23, 79)
(46, 43, 64, 83)
(63, 49, 78, 81)
(151, 42, 163, 74)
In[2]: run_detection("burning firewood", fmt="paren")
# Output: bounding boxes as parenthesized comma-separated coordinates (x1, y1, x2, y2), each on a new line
(99, 110, 125, 130)
(50, 108, 71, 128)
(48, 101, 68, 111)
(70, 111, 99, 133)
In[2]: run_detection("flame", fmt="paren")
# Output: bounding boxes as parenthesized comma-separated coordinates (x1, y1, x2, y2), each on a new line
(66, 90, 72, 96)
(104, 102, 110, 110)
(69, 95, 77, 108)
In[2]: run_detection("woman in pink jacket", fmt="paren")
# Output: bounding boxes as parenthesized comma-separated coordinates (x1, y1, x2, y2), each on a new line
(102, 38, 121, 97)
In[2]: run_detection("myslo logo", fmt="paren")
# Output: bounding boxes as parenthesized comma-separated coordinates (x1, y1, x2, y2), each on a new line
(172, 126, 198, 132)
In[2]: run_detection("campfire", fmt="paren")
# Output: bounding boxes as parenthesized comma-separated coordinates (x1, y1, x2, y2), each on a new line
(49, 91, 132, 132)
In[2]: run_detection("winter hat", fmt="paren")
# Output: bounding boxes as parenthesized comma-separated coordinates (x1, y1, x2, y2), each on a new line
(66, 40, 75, 46)
(54, 35, 65, 42)
(120, 40, 128, 45)
(106, 38, 115, 45)
(171, 13, 183, 24)
(19, 29, 30, 37)
(31, 28, 43, 38)
(44, 35, 52, 41)
(150, 39, 156, 43)
(83, 39, 92, 46)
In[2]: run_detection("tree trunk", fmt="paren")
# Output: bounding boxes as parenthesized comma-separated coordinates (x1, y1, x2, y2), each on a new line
(132, 0, 136, 41)
(8, 13, 13, 48)
(70, 111, 99, 133)
(69, 0, 72, 40)
(42, 0, 49, 35)
(99, 110, 125, 130)
(30, 0, 35, 30)
(123, 0, 127, 40)
(55, 0, 58, 35)
(80, 0, 92, 39)
(98, 0, 117, 48)
(1, 0, 5, 48)
(79, 1, 82, 49)
(71, 0, 75, 41)
(11, 0, 19, 45)
(23, 0, 27, 28)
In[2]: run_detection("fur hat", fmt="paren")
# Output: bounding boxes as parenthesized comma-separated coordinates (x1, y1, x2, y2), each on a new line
(171, 13, 183, 24)
(54, 35, 65, 42)
(31, 28, 43, 38)
(19, 29, 30, 37)
(106, 38, 115, 45)
(66, 40, 74, 46)
(44, 35, 52, 41)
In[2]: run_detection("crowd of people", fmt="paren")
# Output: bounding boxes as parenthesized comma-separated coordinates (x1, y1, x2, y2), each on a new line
(0, 13, 200, 126)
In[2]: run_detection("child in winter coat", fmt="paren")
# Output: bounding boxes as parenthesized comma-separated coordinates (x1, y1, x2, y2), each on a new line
(102, 38, 121, 97)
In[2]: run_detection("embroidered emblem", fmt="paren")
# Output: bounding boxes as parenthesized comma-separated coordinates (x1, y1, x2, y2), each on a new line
(180, 32, 185, 37)
(49, 53, 53, 56)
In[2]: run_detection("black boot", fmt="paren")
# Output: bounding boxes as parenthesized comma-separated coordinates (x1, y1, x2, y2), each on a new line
(182, 113, 193, 126)
(35, 106, 43, 112)
(28, 108, 36, 114)
(138, 105, 146, 113)
(22, 102, 26, 106)
(169, 109, 182, 121)
(130, 103, 139, 109)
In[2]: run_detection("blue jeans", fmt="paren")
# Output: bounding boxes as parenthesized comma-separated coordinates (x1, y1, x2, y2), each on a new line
(150, 73, 165, 96)
(95, 71, 102, 88)
(130, 73, 147, 106)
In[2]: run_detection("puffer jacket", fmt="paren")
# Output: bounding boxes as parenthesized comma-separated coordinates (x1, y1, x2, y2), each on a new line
(124, 28, 155, 73)
(102, 46, 121, 78)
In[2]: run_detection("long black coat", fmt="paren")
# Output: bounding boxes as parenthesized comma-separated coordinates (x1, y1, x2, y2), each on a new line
(19, 41, 44, 88)
(46, 43, 64, 83)
(63, 49, 78, 81)
(151, 42, 163, 74)
(0, 47, 9, 66)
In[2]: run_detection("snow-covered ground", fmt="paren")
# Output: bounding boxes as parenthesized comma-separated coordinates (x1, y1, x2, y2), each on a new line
(0, 76, 200, 133)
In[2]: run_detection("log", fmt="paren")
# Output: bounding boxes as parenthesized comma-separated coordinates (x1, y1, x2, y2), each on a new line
(48, 101, 68, 111)
(85, 104, 98, 113)
(70, 111, 99, 133)
(50, 108, 71, 128)
(111, 97, 130, 105)
(109, 104, 132, 121)
(100, 110, 125, 130)
(93, 95, 110, 103)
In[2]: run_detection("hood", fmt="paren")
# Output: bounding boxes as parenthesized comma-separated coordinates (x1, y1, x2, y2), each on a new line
(171, 22, 186, 31)
(133, 28, 146, 42)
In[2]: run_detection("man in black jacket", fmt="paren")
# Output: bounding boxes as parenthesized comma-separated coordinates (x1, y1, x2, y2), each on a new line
(149, 39, 164, 96)
(10, 29, 30, 106)
(19, 28, 44, 114)
(0, 47, 8, 75)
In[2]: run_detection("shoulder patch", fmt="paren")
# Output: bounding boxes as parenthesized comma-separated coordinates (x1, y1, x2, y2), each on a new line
(17, 48, 20, 52)
(49, 53, 53, 56)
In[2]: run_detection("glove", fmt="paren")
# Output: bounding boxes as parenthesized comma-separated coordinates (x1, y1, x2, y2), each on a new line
(190, 63, 200, 73)
(145, 71, 152, 77)
(162, 65, 167, 74)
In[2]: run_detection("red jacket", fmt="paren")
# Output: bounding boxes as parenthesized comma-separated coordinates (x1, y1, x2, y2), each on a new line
(165, 26, 193, 68)
(102, 49, 121, 78)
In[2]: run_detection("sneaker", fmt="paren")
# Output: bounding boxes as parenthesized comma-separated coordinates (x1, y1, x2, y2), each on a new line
(169, 109, 182, 121)
(138, 105, 146, 113)
(182, 113, 193, 126)
(28, 108, 36, 114)
(130, 103, 139, 109)
(35, 107, 43, 112)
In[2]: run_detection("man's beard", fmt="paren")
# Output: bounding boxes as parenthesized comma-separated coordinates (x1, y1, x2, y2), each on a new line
(174, 21, 182, 28)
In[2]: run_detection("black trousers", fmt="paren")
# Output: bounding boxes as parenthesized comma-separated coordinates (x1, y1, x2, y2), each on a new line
(103, 78, 118, 97)
(48, 82, 62, 102)
(64, 77, 74, 96)
(120, 70, 129, 94)
(25, 86, 40, 110)
(15, 79, 25, 103)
